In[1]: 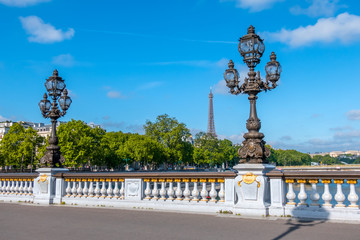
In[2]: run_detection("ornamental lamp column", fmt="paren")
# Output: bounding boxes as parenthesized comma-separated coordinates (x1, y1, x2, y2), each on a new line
(224, 26, 283, 216)
(34, 70, 71, 205)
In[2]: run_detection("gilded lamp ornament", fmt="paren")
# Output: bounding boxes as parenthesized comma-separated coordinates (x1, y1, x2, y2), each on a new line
(38, 70, 72, 168)
(224, 26, 282, 164)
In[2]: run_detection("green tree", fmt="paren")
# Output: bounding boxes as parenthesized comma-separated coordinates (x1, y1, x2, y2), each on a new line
(144, 114, 193, 168)
(57, 119, 106, 168)
(268, 147, 312, 166)
(119, 134, 166, 169)
(193, 132, 238, 168)
(0, 123, 44, 169)
(98, 131, 130, 169)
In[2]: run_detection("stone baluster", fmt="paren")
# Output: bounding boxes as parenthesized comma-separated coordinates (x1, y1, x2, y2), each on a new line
(144, 179, 151, 200)
(71, 179, 77, 197)
(167, 179, 175, 201)
(191, 179, 199, 202)
(23, 180, 28, 195)
(82, 180, 89, 198)
(95, 179, 101, 198)
(15, 180, 20, 195)
(88, 180, 94, 198)
(209, 179, 217, 202)
(106, 179, 113, 198)
(159, 179, 167, 201)
(100, 179, 107, 198)
(2, 179, 9, 194)
(19, 180, 24, 195)
(10, 180, 15, 194)
(183, 179, 191, 201)
(334, 179, 345, 208)
(321, 179, 332, 208)
(347, 179, 359, 208)
(218, 179, 225, 202)
(285, 179, 296, 206)
(28, 180, 33, 195)
(76, 179, 83, 198)
(151, 179, 159, 200)
(113, 180, 120, 199)
(65, 179, 71, 197)
(309, 179, 320, 207)
(120, 180, 125, 199)
(200, 179, 208, 202)
(6, 180, 11, 194)
(0, 180, 3, 194)
(175, 179, 183, 200)
(0, 179, 5, 194)
(297, 179, 308, 207)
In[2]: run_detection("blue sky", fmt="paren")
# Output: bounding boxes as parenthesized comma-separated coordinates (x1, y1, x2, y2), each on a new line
(0, 0, 360, 153)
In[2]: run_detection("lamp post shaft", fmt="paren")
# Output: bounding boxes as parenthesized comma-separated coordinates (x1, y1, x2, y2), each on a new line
(39, 70, 71, 168)
(224, 26, 281, 164)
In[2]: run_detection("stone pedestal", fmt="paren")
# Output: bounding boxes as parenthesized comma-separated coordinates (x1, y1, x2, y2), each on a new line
(33, 168, 69, 205)
(233, 164, 275, 216)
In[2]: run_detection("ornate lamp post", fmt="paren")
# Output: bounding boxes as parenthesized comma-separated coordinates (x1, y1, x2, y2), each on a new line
(38, 70, 72, 168)
(224, 25, 282, 164)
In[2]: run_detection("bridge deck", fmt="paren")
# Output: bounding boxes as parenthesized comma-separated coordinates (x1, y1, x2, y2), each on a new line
(0, 203, 359, 240)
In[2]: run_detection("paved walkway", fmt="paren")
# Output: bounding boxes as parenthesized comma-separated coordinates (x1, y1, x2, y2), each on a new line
(0, 203, 359, 240)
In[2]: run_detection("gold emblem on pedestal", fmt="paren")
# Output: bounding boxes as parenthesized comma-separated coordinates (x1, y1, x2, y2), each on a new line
(39, 174, 48, 182)
(238, 172, 260, 188)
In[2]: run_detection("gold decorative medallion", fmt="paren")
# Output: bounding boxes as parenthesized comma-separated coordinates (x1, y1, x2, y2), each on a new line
(243, 172, 257, 184)
(39, 174, 48, 182)
(238, 172, 260, 188)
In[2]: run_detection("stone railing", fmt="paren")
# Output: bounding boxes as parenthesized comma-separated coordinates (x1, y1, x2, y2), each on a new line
(52, 171, 236, 213)
(1, 166, 360, 221)
(267, 170, 360, 220)
(0, 173, 38, 203)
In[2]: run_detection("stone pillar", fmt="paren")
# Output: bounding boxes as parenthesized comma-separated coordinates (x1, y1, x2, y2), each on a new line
(233, 164, 275, 216)
(33, 168, 69, 205)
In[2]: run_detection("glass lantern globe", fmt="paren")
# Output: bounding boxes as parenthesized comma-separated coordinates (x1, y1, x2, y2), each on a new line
(238, 25, 265, 68)
(224, 60, 239, 89)
(59, 89, 72, 111)
(39, 93, 51, 114)
(265, 52, 281, 82)
(45, 69, 66, 97)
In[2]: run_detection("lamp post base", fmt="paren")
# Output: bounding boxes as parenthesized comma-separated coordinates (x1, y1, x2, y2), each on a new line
(33, 168, 69, 205)
(233, 163, 275, 216)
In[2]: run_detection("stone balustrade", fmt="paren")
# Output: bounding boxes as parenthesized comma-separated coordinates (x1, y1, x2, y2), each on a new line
(51, 171, 236, 212)
(1, 168, 360, 221)
(0, 173, 37, 202)
(267, 170, 360, 220)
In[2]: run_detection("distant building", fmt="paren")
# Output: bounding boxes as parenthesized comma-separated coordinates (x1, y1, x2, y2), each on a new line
(0, 120, 103, 140)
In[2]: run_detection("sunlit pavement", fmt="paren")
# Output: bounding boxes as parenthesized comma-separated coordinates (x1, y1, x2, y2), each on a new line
(0, 203, 359, 240)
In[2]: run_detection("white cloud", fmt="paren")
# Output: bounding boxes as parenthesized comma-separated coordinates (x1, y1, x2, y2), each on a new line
(347, 110, 360, 120)
(0, 115, 9, 121)
(221, 0, 284, 12)
(265, 13, 360, 47)
(107, 91, 125, 99)
(19, 16, 74, 43)
(213, 79, 229, 95)
(290, 0, 345, 18)
(52, 54, 75, 67)
(0, 0, 50, 7)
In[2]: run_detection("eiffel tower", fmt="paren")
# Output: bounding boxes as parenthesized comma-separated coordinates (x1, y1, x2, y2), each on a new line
(207, 88, 217, 137)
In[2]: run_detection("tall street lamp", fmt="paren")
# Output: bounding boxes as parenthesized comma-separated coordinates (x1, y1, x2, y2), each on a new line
(38, 70, 72, 168)
(224, 25, 282, 164)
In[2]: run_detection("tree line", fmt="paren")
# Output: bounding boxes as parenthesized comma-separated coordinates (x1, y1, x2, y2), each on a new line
(0, 114, 349, 170)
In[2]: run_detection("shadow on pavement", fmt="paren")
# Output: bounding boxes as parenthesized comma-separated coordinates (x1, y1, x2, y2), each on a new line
(271, 218, 327, 240)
